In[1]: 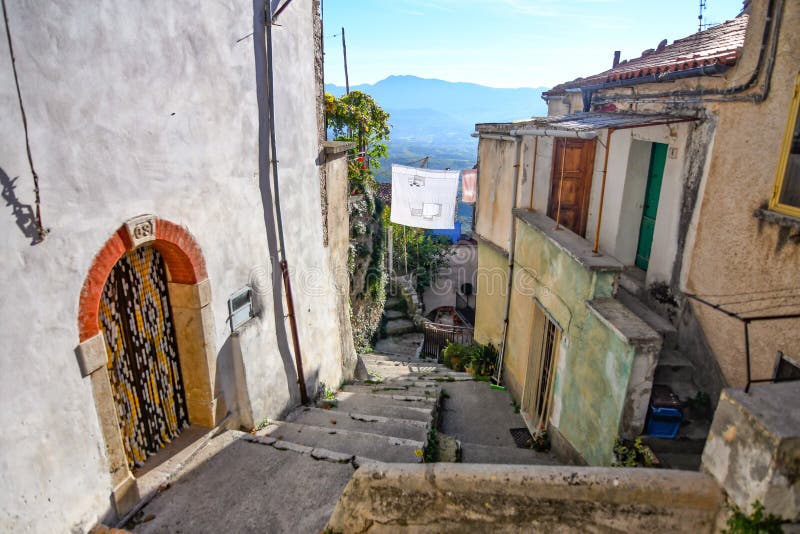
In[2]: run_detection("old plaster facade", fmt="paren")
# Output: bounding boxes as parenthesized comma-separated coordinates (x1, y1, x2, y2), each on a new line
(0, 0, 354, 531)
(474, 0, 799, 465)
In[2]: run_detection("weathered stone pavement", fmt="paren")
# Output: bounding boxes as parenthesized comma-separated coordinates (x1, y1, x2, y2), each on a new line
(126, 328, 556, 532)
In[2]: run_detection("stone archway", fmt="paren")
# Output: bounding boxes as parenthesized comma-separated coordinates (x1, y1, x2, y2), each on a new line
(75, 215, 225, 516)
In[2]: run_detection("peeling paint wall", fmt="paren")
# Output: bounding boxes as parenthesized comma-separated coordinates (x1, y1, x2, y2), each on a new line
(475, 138, 517, 246)
(0, 1, 349, 531)
(504, 220, 654, 465)
(473, 241, 507, 348)
(680, 1, 800, 387)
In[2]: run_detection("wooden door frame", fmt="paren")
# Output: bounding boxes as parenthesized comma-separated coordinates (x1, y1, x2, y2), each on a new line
(521, 299, 562, 431)
(547, 138, 597, 237)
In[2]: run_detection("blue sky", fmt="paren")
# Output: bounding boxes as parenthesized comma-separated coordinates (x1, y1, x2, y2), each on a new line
(322, 0, 744, 89)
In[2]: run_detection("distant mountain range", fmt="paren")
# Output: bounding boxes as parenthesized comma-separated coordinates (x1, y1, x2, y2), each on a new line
(325, 75, 549, 228)
(325, 75, 548, 125)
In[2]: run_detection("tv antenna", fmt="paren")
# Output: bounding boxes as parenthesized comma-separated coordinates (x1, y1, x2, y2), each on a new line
(698, 0, 707, 32)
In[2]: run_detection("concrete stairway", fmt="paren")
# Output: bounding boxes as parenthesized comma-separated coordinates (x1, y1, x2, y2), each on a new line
(615, 283, 710, 470)
(253, 352, 471, 464)
(382, 297, 417, 338)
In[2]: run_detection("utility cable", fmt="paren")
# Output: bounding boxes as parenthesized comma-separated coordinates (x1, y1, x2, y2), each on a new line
(2, 0, 47, 242)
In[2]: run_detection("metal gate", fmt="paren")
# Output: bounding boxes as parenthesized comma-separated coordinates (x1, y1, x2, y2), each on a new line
(421, 321, 474, 361)
(99, 246, 188, 468)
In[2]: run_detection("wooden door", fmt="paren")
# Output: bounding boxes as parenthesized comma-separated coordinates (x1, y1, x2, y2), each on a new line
(635, 143, 668, 270)
(99, 246, 188, 468)
(548, 138, 596, 236)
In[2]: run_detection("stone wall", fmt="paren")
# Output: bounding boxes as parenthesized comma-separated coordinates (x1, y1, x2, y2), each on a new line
(0, 0, 350, 530)
(327, 463, 724, 533)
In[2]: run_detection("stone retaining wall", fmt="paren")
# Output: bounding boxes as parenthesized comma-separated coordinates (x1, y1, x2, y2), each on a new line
(327, 463, 724, 533)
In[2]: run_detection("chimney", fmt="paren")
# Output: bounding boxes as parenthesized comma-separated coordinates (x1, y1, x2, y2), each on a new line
(612, 51, 621, 68)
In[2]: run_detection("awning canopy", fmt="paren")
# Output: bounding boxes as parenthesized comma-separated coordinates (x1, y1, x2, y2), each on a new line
(475, 112, 699, 137)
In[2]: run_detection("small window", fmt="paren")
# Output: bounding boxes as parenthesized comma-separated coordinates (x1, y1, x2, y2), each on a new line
(770, 73, 800, 218)
(228, 287, 253, 331)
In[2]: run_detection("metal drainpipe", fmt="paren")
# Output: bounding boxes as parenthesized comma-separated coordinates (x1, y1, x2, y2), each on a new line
(266, 4, 308, 404)
(493, 136, 523, 385)
(592, 128, 614, 254)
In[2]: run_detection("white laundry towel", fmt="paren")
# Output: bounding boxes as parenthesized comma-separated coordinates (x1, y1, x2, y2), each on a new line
(390, 164, 459, 229)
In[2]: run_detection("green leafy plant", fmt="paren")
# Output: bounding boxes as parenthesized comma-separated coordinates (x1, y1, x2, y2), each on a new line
(252, 418, 270, 432)
(421, 427, 439, 463)
(318, 383, 338, 409)
(612, 437, 656, 467)
(469, 343, 499, 378)
(528, 428, 551, 452)
(441, 341, 476, 372)
(724, 501, 784, 534)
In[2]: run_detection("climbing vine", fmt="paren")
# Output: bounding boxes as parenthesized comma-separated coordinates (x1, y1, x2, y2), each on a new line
(326, 91, 391, 351)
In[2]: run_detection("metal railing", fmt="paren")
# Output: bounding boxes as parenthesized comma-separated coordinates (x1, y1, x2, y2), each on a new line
(421, 321, 474, 361)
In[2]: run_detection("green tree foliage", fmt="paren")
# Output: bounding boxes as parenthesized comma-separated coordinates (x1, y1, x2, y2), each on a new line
(325, 91, 390, 193)
(382, 206, 452, 292)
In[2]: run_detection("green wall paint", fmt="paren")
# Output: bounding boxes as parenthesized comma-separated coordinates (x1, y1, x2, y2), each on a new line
(503, 220, 640, 465)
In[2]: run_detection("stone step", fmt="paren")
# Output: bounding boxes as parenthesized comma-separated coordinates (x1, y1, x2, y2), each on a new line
(383, 309, 406, 320)
(460, 442, 559, 465)
(653, 451, 702, 471)
(333, 391, 434, 421)
(384, 297, 405, 311)
(653, 376, 699, 403)
(617, 287, 677, 349)
(385, 374, 474, 384)
(361, 351, 425, 364)
(342, 383, 441, 401)
(258, 421, 423, 463)
(368, 367, 457, 379)
(654, 350, 695, 384)
(385, 319, 416, 336)
(640, 436, 706, 455)
(286, 407, 428, 441)
(374, 333, 423, 357)
(619, 266, 646, 297)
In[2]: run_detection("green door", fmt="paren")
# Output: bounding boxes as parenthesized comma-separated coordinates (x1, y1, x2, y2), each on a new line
(635, 143, 668, 270)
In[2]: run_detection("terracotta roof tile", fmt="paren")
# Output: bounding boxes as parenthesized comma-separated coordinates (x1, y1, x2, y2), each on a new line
(544, 14, 748, 95)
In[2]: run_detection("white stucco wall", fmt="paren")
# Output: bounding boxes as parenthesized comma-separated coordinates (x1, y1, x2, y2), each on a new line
(0, 1, 344, 531)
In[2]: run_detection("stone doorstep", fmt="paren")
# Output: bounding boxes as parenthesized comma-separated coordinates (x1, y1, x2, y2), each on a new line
(116, 416, 234, 526)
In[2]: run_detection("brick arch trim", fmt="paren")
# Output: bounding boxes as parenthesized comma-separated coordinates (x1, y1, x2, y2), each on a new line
(78, 218, 208, 342)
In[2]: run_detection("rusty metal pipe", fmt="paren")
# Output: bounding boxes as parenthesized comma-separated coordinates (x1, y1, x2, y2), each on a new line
(281, 259, 308, 404)
(592, 128, 614, 253)
(267, 6, 308, 404)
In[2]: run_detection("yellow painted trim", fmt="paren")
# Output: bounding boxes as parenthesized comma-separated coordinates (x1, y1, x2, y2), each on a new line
(769, 72, 800, 217)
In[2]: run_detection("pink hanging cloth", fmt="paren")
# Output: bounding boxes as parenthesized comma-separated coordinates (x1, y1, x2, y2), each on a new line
(461, 169, 477, 204)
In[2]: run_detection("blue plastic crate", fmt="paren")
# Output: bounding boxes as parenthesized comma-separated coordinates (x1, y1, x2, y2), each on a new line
(646, 406, 682, 439)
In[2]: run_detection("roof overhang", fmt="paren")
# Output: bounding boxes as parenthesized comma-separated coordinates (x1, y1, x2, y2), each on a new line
(474, 112, 700, 138)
